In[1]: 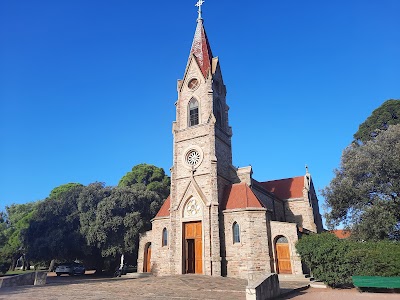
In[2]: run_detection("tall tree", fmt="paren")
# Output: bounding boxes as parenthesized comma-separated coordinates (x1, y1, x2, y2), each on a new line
(322, 124, 400, 241)
(354, 99, 400, 144)
(24, 183, 88, 264)
(77, 182, 112, 272)
(80, 185, 161, 259)
(0, 203, 37, 271)
(118, 163, 170, 200)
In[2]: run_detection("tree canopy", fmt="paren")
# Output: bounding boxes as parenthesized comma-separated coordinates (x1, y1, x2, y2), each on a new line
(0, 203, 37, 272)
(118, 163, 170, 200)
(322, 124, 400, 241)
(1, 163, 170, 273)
(79, 184, 162, 259)
(354, 99, 400, 144)
(24, 184, 88, 263)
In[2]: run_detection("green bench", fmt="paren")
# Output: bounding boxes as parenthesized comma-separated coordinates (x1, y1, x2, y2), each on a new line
(352, 276, 400, 290)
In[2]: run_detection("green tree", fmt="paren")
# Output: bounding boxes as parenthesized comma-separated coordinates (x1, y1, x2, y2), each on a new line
(24, 183, 89, 265)
(0, 211, 10, 274)
(78, 183, 162, 270)
(354, 99, 400, 144)
(118, 163, 170, 200)
(77, 182, 112, 272)
(49, 183, 83, 199)
(0, 203, 37, 271)
(322, 124, 400, 240)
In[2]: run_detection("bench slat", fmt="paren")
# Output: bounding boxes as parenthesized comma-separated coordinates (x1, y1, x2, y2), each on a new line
(352, 276, 400, 289)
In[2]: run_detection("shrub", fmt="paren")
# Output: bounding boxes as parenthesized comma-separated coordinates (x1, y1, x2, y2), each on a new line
(296, 233, 400, 287)
(0, 259, 11, 275)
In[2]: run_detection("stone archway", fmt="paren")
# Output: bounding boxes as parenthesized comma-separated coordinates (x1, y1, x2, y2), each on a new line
(275, 236, 292, 274)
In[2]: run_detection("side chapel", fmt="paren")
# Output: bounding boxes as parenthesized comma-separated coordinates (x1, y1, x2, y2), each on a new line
(138, 3, 323, 279)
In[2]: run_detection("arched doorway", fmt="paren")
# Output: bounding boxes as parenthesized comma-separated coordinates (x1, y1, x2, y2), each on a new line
(275, 236, 292, 274)
(143, 243, 151, 273)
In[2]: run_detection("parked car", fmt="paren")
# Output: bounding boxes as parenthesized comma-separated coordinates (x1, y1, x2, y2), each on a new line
(55, 262, 85, 276)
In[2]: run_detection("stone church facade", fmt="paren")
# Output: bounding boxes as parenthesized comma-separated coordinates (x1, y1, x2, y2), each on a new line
(137, 10, 323, 279)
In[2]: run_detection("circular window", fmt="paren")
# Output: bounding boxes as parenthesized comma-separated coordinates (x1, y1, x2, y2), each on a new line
(188, 78, 199, 90)
(185, 198, 201, 216)
(182, 146, 203, 169)
(186, 149, 200, 166)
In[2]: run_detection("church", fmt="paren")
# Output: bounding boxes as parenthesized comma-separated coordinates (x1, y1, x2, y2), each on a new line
(138, 2, 323, 279)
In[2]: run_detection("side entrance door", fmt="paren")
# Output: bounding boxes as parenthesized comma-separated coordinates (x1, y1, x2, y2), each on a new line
(184, 221, 202, 274)
(276, 236, 292, 274)
(144, 243, 151, 272)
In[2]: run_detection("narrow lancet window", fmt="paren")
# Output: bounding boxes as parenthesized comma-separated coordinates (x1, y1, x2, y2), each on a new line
(233, 222, 240, 244)
(189, 99, 199, 126)
(162, 228, 168, 246)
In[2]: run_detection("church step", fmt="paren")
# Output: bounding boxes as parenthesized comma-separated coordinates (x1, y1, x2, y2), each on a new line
(123, 272, 152, 279)
(310, 281, 328, 288)
(278, 274, 313, 282)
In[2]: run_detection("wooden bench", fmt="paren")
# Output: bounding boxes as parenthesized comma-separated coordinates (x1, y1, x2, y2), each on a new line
(352, 276, 400, 290)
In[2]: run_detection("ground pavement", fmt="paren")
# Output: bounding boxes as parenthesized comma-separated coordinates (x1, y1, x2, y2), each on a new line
(0, 273, 398, 300)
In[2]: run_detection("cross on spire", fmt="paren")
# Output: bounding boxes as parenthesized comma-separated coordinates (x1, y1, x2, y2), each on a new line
(195, 0, 205, 20)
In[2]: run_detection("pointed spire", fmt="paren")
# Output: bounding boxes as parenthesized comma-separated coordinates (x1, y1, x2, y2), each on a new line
(190, 1, 213, 78)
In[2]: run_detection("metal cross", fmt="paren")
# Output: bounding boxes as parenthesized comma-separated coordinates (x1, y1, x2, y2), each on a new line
(195, 0, 205, 19)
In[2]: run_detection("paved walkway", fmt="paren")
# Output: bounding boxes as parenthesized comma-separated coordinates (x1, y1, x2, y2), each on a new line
(0, 274, 247, 300)
(1, 273, 396, 300)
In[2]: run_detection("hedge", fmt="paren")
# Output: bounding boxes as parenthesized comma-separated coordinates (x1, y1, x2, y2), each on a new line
(295, 232, 400, 287)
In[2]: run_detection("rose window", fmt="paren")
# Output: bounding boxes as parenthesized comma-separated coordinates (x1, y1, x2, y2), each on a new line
(186, 149, 201, 166)
(185, 198, 201, 216)
(182, 146, 203, 170)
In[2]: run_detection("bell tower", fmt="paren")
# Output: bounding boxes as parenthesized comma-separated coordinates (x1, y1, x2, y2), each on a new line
(168, 1, 234, 276)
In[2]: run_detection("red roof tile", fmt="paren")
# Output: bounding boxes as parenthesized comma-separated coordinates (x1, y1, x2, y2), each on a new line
(330, 229, 351, 239)
(155, 195, 170, 218)
(190, 19, 213, 78)
(222, 183, 264, 210)
(259, 176, 304, 200)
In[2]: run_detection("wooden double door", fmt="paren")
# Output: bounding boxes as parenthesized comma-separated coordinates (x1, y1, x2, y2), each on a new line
(184, 221, 202, 274)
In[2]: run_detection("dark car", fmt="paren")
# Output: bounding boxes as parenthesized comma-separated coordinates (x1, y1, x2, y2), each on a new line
(55, 262, 85, 276)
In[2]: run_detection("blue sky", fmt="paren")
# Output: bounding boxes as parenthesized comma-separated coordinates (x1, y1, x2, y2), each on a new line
(1, 0, 399, 224)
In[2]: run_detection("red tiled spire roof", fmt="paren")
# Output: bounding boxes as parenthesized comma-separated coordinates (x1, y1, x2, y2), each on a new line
(259, 176, 304, 200)
(155, 195, 170, 218)
(222, 183, 264, 210)
(189, 19, 213, 78)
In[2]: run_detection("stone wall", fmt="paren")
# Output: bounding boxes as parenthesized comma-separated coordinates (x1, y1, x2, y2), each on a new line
(285, 198, 317, 233)
(0, 271, 47, 288)
(222, 208, 272, 279)
(246, 273, 280, 300)
(269, 221, 302, 275)
(149, 218, 170, 276)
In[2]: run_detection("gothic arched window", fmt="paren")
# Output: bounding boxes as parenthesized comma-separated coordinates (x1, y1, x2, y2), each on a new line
(189, 98, 199, 126)
(233, 222, 240, 244)
(162, 228, 168, 246)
